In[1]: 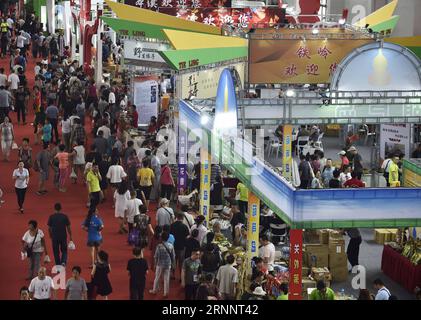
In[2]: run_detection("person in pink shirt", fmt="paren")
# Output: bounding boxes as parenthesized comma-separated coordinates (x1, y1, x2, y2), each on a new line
(55, 144, 74, 192)
(160, 162, 175, 202)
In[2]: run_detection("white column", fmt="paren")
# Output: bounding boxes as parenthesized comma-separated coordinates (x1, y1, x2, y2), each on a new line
(46, 0, 56, 34)
(95, 20, 103, 85)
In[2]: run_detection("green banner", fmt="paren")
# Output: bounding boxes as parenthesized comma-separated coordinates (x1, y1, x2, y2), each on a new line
(160, 46, 247, 70)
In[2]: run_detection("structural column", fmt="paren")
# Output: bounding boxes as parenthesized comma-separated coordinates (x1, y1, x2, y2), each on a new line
(282, 124, 293, 182)
(199, 130, 211, 226)
(289, 229, 303, 300)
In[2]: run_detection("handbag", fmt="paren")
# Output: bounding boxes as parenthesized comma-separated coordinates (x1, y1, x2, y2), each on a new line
(26, 230, 38, 259)
(128, 228, 140, 246)
(70, 168, 77, 179)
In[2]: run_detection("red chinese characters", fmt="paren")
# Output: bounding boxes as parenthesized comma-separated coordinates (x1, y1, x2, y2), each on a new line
(296, 46, 311, 59)
(306, 63, 319, 76)
(285, 64, 298, 77)
(329, 62, 338, 76)
(317, 45, 332, 60)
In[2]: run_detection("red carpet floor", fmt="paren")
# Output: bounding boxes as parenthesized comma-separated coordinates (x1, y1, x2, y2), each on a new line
(0, 55, 184, 300)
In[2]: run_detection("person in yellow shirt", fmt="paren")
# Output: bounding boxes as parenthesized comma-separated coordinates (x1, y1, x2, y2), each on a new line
(236, 182, 249, 215)
(86, 164, 102, 210)
(0, 19, 9, 58)
(137, 160, 155, 210)
(388, 156, 400, 188)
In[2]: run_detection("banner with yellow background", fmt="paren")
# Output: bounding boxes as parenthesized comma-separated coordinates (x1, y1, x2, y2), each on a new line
(249, 39, 372, 84)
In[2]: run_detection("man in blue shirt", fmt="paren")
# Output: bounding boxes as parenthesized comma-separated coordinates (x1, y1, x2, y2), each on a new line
(45, 100, 59, 143)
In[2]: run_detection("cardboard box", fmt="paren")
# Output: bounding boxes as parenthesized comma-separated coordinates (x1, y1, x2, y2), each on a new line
(374, 229, 389, 244)
(328, 239, 346, 256)
(302, 278, 317, 292)
(387, 229, 398, 242)
(318, 229, 329, 245)
(305, 244, 329, 268)
(330, 266, 348, 282)
(304, 230, 320, 244)
(302, 267, 310, 277)
(329, 253, 348, 269)
(328, 230, 343, 242)
(311, 267, 332, 282)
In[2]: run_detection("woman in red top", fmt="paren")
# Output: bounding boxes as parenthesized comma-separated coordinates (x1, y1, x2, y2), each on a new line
(131, 105, 138, 128)
(160, 162, 175, 201)
(147, 116, 157, 134)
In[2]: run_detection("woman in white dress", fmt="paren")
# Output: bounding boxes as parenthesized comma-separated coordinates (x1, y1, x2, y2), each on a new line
(113, 181, 130, 234)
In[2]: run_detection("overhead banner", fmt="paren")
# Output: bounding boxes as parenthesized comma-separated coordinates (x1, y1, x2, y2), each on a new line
(282, 125, 292, 182)
(380, 124, 411, 160)
(133, 76, 159, 126)
(181, 62, 245, 99)
(178, 111, 188, 195)
(289, 229, 303, 300)
(200, 147, 211, 225)
(124, 0, 232, 9)
(159, 7, 284, 28)
(249, 39, 372, 84)
(123, 40, 169, 68)
(247, 193, 260, 267)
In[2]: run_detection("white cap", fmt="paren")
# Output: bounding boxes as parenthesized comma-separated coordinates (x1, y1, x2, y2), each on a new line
(338, 151, 346, 156)
(252, 286, 267, 296)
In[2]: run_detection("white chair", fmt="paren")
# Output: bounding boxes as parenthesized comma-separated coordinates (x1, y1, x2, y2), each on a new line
(314, 132, 324, 149)
(268, 223, 288, 245)
(296, 136, 310, 155)
(267, 137, 283, 158)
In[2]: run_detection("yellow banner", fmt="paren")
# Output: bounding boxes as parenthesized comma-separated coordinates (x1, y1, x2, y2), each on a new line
(282, 125, 293, 182)
(247, 193, 260, 268)
(200, 147, 211, 225)
(249, 39, 372, 84)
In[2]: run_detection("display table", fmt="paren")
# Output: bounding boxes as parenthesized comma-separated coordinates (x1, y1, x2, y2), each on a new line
(381, 245, 421, 293)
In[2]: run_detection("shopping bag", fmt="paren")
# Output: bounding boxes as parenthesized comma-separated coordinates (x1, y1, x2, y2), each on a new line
(68, 241, 76, 250)
(70, 168, 77, 179)
(128, 229, 140, 246)
(44, 255, 51, 264)
(12, 142, 18, 150)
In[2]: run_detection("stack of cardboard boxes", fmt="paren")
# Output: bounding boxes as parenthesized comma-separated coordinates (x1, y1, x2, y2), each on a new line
(374, 229, 398, 244)
(303, 229, 349, 282)
(327, 231, 348, 282)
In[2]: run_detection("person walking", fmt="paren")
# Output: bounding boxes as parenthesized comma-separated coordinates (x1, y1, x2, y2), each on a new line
(82, 207, 104, 267)
(21, 220, 48, 280)
(28, 267, 56, 300)
(106, 158, 127, 189)
(47, 203, 73, 267)
(13, 161, 29, 213)
(216, 254, 239, 300)
(150, 232, 175, 298)
(1, 115, 14, 161)
(55, 144, 73, 192)
(137, 159, 155, 210)
(156, 198, 175, 228)
(15, 85, 29, 125)
(113, 181, 130, 234)
(72, 140, 85, 184)
(388, 156, 401, 188)
(160, 161, 175, 202)
(181, 249, 202, 300)
(35, 143, 51, 195)
(61, 115, 72, 151)
(91, 250, 113, 300)
(124, 190, 142, 234)
(344, 228, 362, 271)
(45, 99, 59, 144)
(41, 118, 52, 149)
(65, 266, 88, 300)
(86, 163, 102, 210)
(170, 212, 190, 278)
(127, 247, 149, 300)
